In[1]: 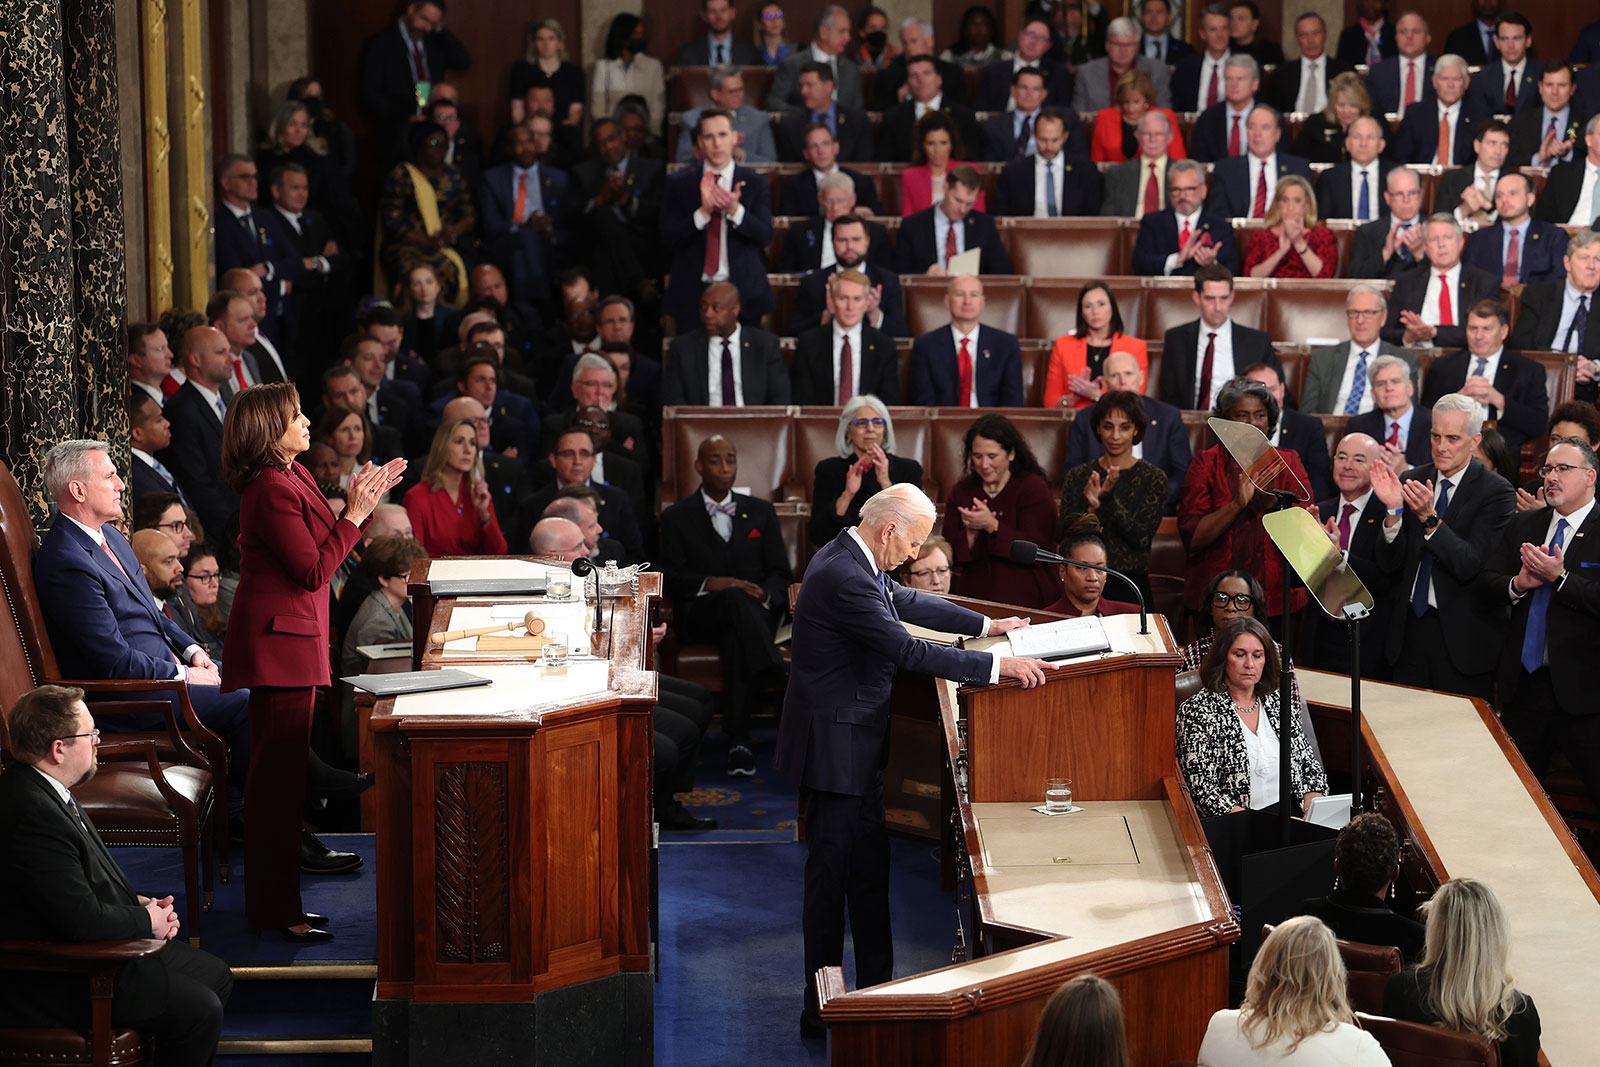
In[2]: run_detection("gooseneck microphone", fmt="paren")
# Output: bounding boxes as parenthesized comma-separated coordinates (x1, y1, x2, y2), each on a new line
(1007, 540, 1150, 635)
(570, 557, 602, 633)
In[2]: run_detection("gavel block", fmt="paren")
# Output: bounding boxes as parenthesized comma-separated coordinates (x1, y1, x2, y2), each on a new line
(430, 611, 548, 646)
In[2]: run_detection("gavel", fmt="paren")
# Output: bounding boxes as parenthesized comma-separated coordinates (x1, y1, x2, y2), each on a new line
(431, 611, 545, 645)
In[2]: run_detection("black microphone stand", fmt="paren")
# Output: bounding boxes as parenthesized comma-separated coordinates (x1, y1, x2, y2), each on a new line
(1269, 489, 1300, 847)
(1006, 541, 1150, 634)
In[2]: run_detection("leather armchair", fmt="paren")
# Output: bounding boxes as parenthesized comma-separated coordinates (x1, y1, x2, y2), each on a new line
(0, 936, 167, 1067)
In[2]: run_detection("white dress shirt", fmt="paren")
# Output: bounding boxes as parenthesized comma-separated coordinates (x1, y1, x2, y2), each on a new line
(1435, 101, 1462, 165)
(1348, 161, 1381, 222)
(131, 379, 164, 407)
(64, 515, 200, 675)
(831, 321, 863, 398)
(1162, 207, 1205, 275)
(701, 488, 736, 544)
(1420, 263, 1462, 329)
(1196, 320, 1236, 408)
(819, 219, 837, 269)
(706, 326, 745, 406)
(1239, 706, 1281, 810)
(913, 93, 943, 120)
(694, 159, 747, 282)
(33, 765, 79, 813)
(1332, 488, 1375, 560)
(1466, 345, 1503, 390)
(253, 333, 289, 382)
(1332, 341, 1381, 414)
(1033, 153, 1065, 217)
(808, 42, 839, 90)
(1570, 161, 1600, 227)
(188, 378, 227, 421)
(1296, 55, 1326, 114)
(949, 323, 981, 406)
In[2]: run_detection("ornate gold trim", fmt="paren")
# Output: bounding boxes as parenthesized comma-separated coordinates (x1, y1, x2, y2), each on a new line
(141, 0, 172, 313)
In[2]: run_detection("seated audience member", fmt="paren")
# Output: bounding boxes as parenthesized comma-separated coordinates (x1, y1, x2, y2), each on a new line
(875, 18, 968, 110)
(0, 684, 234, 1064)
(908, 274, 1022, 406)
(1369, 393, 1515, 700)
(1092, 68, 1186, 165)
(1511, 402, 1600, 509)
(1418, 299, 1550, 457)
(1508, 229, 1600, 402)
(990, 107, 1099, 217)
(1463, 173, 1570, 286)
(1383, 878, 1542, 1067)
(675, 0, 762, 65)
(1437, 121, 1511, 228)
(403, 419, 509, 556)
(896, 111, 985, 215)
(1227, 0, 1283, 66)
(132, 529, 219, 658)
(1065, 352, 1191, 513)
(791, 270, 901, 404)
(379, 121, 474, 303)
(477, 121, 564, 317)
(664, 283, 790, 406)
(338, 536, 427, 756)
(676, 65, 778, 165)
(1303, 432, 1392, 674)
(892, 165, 1013, 275)
(591, 17, 666, 146)
(1188, 53, 1264, 164)
(396, 263, 459, 372)
(430, 351, 539, 460)
(542, 486, 628, 565)
(1393, 54, 1475, 166)
(129, 393, 183, 501)
(941, 413, 1062, 608)
(777, 63, 873, 164)
(511, 19, 587, 126)
(559, 406, 649, 526)
(130, 491, 195, 561)
(1178, 617, 1328, 818)
(755, 1, 793, 66)
(1348, 167, 1428, 281)
(1534, 115, 1600, 227)
(1296, 74, 1384, 169)
(1206, 104, 1314, 220)
(877, 57, 981, 168)
(941, 6, 1007, 67)
(808, 396, 924, 548)
(1131, 159, 1239, 277)
(1172, 3, 1232, 114)
(787, 214, 908, 337)
(1242, 362, 1336, 501)
(1046, 513, 1143, 620)
(1364, 11, 1432, 116)
(777, 122, 882, 214)
(1479, 427, 1523, 485)
(1199, 917, 1384, 1064)
(1180, 570, 1275, 672)
(1464, 13, 1539, 117)
(1381, 214, 1500, 351)
(978, 67, 1081, 162)
(1099, 111, 1179, 218)
(1058, 395, 1167, 602)
(1156, 264, 1280, 410)
(1315, 100, 1393, 206)
(1074, 16, 1172, 112)
(659, 435, 793, 777)
(316, 404, 377, 493)
(975, 17, 1071, 111)
(513, 430, 645, 562)
(160, 325, 240, 537)
(1508, 62, 1586, 170)
(899, 534, 954, 593)
(1297, 812, 1425, 961)
(1020, 974, 1129, 1067)
(775, 173, 892, 275)
(544, 353, 650, 471)
(1302, 286, 1415, 415)
(359, 301, 433, 398)
(331, 503, 415, 636)
(127, 321, 175, 406)
(1179, 378, 1313, 623)
(438, 396, 530, 528)
(341, 332, 419, 455)
(1044, 282, 1147, 410)
(1266, 12, 1353, 115)
(182, 543, 229, 645)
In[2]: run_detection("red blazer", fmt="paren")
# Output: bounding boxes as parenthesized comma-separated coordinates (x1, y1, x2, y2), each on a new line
(900, 164, 988, 216)
(1090, 107, 1187, 163)
(1043, 333, 1150, 409)
(222, 463, 365, 691)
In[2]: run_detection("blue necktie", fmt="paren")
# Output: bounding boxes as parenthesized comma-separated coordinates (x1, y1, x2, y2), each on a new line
(1398, 223, 1415, 263)
(1564, 295, 1590, 354)
(714, 41, 724, 64)
(1519, 517, 1570, 672)
(880, 569, 897, 616)
(1357, 172, 1370, 221)
(1473, 357, 1489, 379)
(1044, 159, 1058, 216)
(1411, 478, 1453, 616)
(1344, 351, 1370, 415)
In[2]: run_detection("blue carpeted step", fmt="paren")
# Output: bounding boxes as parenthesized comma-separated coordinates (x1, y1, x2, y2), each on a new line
(217, 1054, 366, 1067)
(221, 977, 372, 1040)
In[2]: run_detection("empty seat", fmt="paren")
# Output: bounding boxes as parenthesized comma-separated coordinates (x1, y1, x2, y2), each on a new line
(1002, 218, 1128, 277)
(662, 407, 794, 505)
(1019, 340, 1051, 406)
(902, 276, 1026, 336)
(766, 274, 803, 336)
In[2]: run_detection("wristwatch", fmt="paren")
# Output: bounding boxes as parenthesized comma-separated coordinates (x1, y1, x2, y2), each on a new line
(1421, 514, 1441, 533)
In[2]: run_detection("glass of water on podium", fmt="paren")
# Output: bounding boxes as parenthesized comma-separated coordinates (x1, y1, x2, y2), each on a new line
(541, 632, 570, 667)
(1045, 777, 1073, 814)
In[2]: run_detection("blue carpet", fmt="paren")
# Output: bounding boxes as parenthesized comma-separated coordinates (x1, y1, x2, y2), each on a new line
(674, 725, 801, 833)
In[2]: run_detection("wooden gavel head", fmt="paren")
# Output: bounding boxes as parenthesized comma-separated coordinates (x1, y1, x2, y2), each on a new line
(523, 612, 545, 635)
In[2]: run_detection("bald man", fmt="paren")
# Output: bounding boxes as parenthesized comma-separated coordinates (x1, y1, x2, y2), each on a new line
(132, 529, 221, 657)
(1305, 432, 1392, 674)
(529, 516, 586, 558)
(218, 266, 290, 382)
(158, 326, 240, 536)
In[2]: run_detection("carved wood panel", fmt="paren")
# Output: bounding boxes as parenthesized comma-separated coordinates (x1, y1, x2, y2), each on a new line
(434, 760, 511, 964)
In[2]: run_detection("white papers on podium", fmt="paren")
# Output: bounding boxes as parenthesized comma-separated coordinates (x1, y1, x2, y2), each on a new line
(946, 248, 982, 276)
(1305, 793, 1353, 830)
(1005, 617, 1112, 660)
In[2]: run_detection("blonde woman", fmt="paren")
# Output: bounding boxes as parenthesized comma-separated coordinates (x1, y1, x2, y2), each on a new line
(1242, 175, 1338, 279)
(1199, 916, 1390, 1064)
(402, 419, 508, 556)
(1382, 878, 1542, 1067)
(508, 19, 584, 127)
(1292, 72, 1381, 164)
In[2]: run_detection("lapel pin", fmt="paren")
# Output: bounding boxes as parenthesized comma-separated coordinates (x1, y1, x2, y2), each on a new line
(983, 349, 991, 359)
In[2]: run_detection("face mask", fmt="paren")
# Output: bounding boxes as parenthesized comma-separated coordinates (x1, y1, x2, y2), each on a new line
(630, 32, 648, 50)
(865, 30, 887, 50)
(300, 95, 324, 119)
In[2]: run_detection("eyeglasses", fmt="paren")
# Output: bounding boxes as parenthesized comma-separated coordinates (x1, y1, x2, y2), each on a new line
(1212, 592, 1256, 608)
(1537, 463, 1587, 478)
(762, 10, 784, 19)
(59, 729, 101, 744)
(554, 449, 595, 460)
(187, 571, 220, 584)
(157, 519, 189, 534)
(909, 565, 951, 579)
(850, 417, 886, 429)
(1345, 308, 1384, 318)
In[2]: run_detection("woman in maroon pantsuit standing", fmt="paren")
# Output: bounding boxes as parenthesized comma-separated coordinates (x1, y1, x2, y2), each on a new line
(221, 383, 405, 941)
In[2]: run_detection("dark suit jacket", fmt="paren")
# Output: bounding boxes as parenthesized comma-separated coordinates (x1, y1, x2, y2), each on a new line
(1315, 161, 1395, 221)
(663, 327, 791, 406)
(157, 381, 238, 538)
(1348, 213, 1427, 280)
(1508, 281, 1600, 390)
(777, 166, 882, 216)
(1264, 56, 1355, 115)
(906, 324, 1023, 406)
(775, 216, 892, 273)
(775, 107, 874, 164)
(1466, 58, 1543, 119)
(1534, 157, 1600, 226)
(1171, 51, 1235, 114)
(355, 21, 470, 161)
(791, 324, 900, 405)
(1366, 55, 1436, 118)
(213, 205, 303, 310)
(1579, 64, 1600, 117)
(130, 452, 182, 503)
(875, 100, 981, 163)
(1507, 107, 1590, 170)
(1443, 21, 1496, 67)
(990, 152, 1101, 217)
(540, 408, 650, 476)
(1064, 394, 1192, 511)
(661, 163, 775, 332)
(1380, 263, 1501, 350)
(891, 207, 1013, 275)
(571, 151, 665, 233)
(1279, 408, 1335, 501)
(658, 490, 792, 617)
(978, 109, 1089, 163)
(1301, 342, 1414, 414)
(1097, 156, 1174, 217)
(774, 531, 992, 794)
(767, 51, 864, 111)
(1462, 220, 1569, 285)
(1157, 319, 1280, 410)
(1130, 208, 1239, 276)
(1188, 101, 1268, 163)
(542, 350, 662, 418)
(1205, 153, 1313, 218)
(674, 37, 763, 66)
(1141, 33, 1194, 65)
(1482, 504, 1600, 712)
(1392, 101, 1477, 165)
(478, 162, 569, 302)
(1419, 348, 1551, 455)
(807, 454, 925, 547)
(513, 478, 644, 564)
(974, 57, 1073, 111)
(1348, 405, 1433, 467)
(1374, 458, 1514, 672)
(1303, 492, 1394, 675)
(874, 55, 968, 110)
(788, 263, 908, 338)
(1336, 22, 1396, 66)
(1433, 165, 1492, 219)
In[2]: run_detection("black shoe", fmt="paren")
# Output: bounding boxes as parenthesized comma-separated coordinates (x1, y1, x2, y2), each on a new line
(658, 802, 718, 831)
(727, 743, 756, 777)
(300, 830, 363, 874)
(302, 912, 330, 927)
(800, 1009, 828, 1039)
(278, 925, 334, 943)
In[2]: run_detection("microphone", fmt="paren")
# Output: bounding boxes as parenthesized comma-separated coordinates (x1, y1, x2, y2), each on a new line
(1008, 540, 1150, 635)
(570, 557, 602, 634)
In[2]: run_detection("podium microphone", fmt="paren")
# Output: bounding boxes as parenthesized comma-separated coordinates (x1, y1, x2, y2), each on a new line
(1008, 540, 1150, 635)
(571, 557, 602, 634)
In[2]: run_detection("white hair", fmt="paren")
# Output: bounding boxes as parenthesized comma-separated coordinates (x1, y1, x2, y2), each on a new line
(1224, 53, 1260, 80)
(1106, 16, 1139, 39)
(1433, 392, 1486, 437)
(1434, 53, 1468, 79)
(859, 483, 935, 529)
(900, 17, 933, 37)
(1346, 283, 1388, 315)
(818, 171, 855, 197)
(1367, 353, 1410, 384)
(43, 440, 111, 502)
(835, 394, 898, 456)
(572, 352, 615, 381)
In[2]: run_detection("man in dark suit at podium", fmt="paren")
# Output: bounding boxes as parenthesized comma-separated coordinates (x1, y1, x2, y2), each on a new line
(774, 483, 1052, 1037)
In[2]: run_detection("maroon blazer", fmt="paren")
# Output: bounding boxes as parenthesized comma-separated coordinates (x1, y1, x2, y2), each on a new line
(222, 463, 365, 691)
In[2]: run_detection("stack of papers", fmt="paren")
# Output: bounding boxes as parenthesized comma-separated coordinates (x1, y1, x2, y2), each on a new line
(1006, 617, 1112, 661)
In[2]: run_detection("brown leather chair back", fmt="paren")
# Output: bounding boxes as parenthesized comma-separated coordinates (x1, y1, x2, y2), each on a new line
(1354, 1012, 1501, 1067)
(1149, 516, 1188, 625)
(1319, 414, 1351, 459)
(1019, 341, 1050, 406)
(1267, 286, 1367, 350)
(902, 277, 1026, 337)
(662, 408, 794, 505)
(790, 410, 850, 505)
(767, 274, 802, 336)
(1003, 218, 1126, 278)
(1175, 668, 1203, 708)
(1022, 279, 1143, 343)
(0, 461, 57, 686)
(1142, 283, 1268, 339)
(667, 65, 777, 111)
(775, 504, 811, 580)
(934, 410, 1070, 495)
(1338, 939, 1404, 1015)
(1277, 347, 1310, 403)
(1183, 409, 1219, 460)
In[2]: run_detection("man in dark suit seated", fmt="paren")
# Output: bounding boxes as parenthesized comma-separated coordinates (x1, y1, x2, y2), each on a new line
(906, 275, 1023, 406)
(1302, 433, 1396, 677)
(1242, 362, 1336, 501)
(532, 296, 662, 416)
(1434, 120, 1511, 228)
(766, 8, 864, 111)
(542, 353, 651, 474)
(540, 485, 629, 567)
(1419, 299, 1551, 456)
(873, 17, 967, 110)
(1464, 13, 1540, 118)
(354, 0, 469, 167)
(791, 270, 901, 404)
(1264, 13, 1353, 116)
(892, 166, 1013, 276)
(1100, 111, 1183, 218)
(1136, 0, 1193, 65)
(675, 0, 763, 65)
(131, 530, 220, 659)
(1392, 55, 1476, 165)
(571, 118, 665, 309)
(1205, 103, 1313, 219)
(777, 123, 882, 215)
(319, 362, 403, 463)
(1227, 0, 1283, 66)
(1507, 64, 1589, 170)
(1370, 392, 1516, 699)
(661, 109, 775, 335)
(479, 123, 569, 319)
(1442, 0, 1499, 67)
(428, 352, 539, 462)
(1063, 350, 1192, 512)
(1171, 4, 1235, 114)
(979, 70, 1088, 162)
(1482, 436, 1600, 816)
(1463, 173, 1570, 286)
(553, 407, 649, 530)
(787, 215, 908, 337)
(1131, 158, 1239, 276)
(875, 55, 980, 164)
(974, 17, 1073, 111)
(775, 65, 873, 165)
(1156, 263, 1281, 410)
(1380, 214, 1501, 350)
(1533, 115, 1600, 227)
(774, 172, 892, 274)
(158, 326, 239, 538)
(128, 393, 186, 504)
(989, 108, 1099, 217)
(1365, 13, 1435, 118)
(1188, 53, 1263, 163)
(1347, 168, 1429, 280)
(1349, 354, 1435, 472)
(1301, 286, 1417, 415)
(660, 435, 793, 776)
(1509, 230, 1600, 403)
(0, 684, 234, 1067)
(1315, 117, 1391, 223)
(513, 430, 645, 563)
(664, 283, 791, 406)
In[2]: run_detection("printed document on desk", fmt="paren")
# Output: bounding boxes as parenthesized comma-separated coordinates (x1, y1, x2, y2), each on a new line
(1006, 617, 1112, 660)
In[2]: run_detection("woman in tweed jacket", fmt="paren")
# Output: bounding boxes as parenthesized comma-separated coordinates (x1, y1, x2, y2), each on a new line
(1177, 616, 1327, 819)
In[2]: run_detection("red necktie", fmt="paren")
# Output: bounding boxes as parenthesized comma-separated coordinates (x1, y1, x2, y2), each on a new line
(1386, 421, 1401, 448)
(944, 219, 958, 269)
(702, 174, 723, 278)
(1207, 64, 1220, 108)
(1503, 228, 1520, 286)
(1179, 217, 1192, 247)
(1144, 163, 1160, 215)
(958, 337, 974, 406)
(233, 357, 249, 394)
(163, 603, 175, 621)
(1403, 60, 1417, 109)
(1196, 331, 1216, 408)
(1437, 111, 1451, 165)
(838, 333, 853, 405)
(1229, 115, 1241, 157)
(1505, 67, 1518, 110)
(1337, 503, 1355, 551)
(1252, 163, 1268, 218)
(412, 39, 427, 83)
(1438, 274, 1454, 326)
(513, 170, 528, 224)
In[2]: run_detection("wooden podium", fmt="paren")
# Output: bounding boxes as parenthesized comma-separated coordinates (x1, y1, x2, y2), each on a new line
(819, 608, 1238, 1066)
(368, 558, 658, 1066)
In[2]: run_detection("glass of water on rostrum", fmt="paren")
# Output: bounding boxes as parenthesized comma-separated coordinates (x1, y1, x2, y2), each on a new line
(1044, 777, 1073, 814)
(541, 632, 570, 667)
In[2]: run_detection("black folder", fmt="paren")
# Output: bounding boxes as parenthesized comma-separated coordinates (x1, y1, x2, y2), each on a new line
(340, 669, 492, 697)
